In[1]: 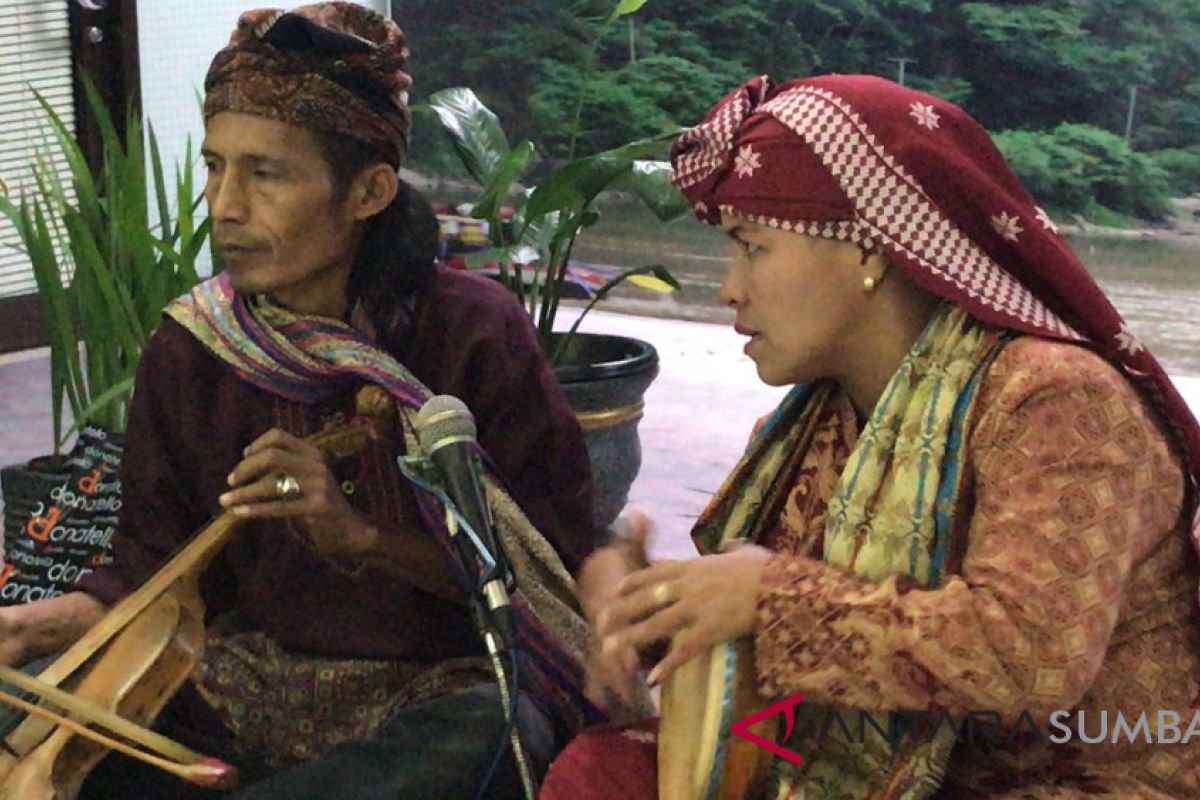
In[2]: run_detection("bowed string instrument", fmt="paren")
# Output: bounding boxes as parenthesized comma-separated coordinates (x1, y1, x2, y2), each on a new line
(0, 385, 394, 799)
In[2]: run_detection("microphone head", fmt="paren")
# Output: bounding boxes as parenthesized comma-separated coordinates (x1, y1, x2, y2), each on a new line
(415, 395, 477, 454)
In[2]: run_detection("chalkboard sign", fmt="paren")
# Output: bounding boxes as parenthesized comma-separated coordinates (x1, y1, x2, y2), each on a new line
(0, 427, 122, 605)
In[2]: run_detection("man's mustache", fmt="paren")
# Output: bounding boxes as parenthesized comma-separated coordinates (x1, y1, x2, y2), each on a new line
(214, 234, 269, 251)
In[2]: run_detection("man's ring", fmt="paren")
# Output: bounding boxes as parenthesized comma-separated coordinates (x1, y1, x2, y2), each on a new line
(652, 582, 671, 605)
(276, 474, 302, 500)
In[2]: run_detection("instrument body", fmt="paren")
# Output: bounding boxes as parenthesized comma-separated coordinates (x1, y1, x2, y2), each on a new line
(1, 589, 204, 800)
(0, 387, 392, 799)
(659, 638, 778, 800)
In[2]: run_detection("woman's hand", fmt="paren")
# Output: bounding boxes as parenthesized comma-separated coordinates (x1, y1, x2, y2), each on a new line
(218, 428, 374, 560)
(576, 512, 655, 716)
(598, 541, 774, 688)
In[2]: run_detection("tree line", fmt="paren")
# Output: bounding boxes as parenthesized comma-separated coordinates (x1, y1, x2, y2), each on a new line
(397, 0, 1200, 220)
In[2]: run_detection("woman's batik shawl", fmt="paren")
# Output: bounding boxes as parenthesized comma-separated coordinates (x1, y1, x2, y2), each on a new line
(165, 273, 592, 733)
(693, 303, 1010, 799)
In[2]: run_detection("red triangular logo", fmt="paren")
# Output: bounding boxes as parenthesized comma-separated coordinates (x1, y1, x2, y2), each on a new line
(729, 691, 804, 766)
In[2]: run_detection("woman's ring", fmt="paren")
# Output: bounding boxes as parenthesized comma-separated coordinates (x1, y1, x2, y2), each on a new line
(276, 474, 302, 501)
(652, 581, 672, 605)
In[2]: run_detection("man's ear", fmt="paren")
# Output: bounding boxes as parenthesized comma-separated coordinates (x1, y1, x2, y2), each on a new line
(348, 163, 399, 221)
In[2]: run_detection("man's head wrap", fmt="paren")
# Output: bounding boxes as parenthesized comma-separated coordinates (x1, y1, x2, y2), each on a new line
(670, 74, 1200, 500)
(204, 2, 412, 167)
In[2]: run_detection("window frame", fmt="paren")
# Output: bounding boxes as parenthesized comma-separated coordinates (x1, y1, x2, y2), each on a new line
(0, 0, 139, 355)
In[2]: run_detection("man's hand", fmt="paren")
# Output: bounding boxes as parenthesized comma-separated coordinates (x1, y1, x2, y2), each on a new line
(0, 592, 108, 666)
(219, 428, 375, 560)
(576, 512, 655, 716)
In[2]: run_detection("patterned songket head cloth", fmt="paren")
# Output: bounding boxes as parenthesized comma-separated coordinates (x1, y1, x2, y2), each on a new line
(204, 2, 413, 167)
(670, 73, 1200, 501)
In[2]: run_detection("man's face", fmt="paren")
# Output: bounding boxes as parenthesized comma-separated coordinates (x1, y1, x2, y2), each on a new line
(202, 112, 359, 317)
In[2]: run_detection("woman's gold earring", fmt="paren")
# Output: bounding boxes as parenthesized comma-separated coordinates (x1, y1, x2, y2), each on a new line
(862, 276, 877, 293)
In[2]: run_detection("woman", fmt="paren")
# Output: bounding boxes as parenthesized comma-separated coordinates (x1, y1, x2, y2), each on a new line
(541, 75, 1200, 798)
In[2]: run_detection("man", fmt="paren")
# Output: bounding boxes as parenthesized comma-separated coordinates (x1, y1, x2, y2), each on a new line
(0, 4, 595, 798)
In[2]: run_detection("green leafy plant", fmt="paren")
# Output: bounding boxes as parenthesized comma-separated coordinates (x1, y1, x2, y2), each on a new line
(1150, 147, 1200, 195)
(424, 0, 689, 363)
(993, 123, 1174, 222)
(0, 80, 209, 454)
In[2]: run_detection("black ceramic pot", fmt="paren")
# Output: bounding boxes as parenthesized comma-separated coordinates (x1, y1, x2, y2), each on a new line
(550, 332, 659, 535)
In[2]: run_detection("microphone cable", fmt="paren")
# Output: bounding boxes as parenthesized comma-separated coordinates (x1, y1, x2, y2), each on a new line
(472, 643, 524, 800)
(397, 456, 536, 799)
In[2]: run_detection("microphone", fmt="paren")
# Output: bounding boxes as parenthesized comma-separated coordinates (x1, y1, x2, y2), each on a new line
(414, 395, 513, 644)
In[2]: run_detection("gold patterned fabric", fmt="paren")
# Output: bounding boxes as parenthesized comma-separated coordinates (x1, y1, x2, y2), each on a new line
(754, 336, 1199, 798)
(694, 304, 1007, 798)
(538, 333, 1199, 800)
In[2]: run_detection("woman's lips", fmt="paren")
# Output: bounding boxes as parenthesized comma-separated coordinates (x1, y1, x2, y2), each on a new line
(734, 324, 761, 355)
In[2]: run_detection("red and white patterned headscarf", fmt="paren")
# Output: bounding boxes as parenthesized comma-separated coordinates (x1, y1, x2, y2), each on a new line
(670, 74, 1200, 504)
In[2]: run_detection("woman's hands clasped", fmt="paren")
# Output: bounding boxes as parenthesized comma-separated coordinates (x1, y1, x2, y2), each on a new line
(580, 511, 775, 714)
(576, 513, 654, 716)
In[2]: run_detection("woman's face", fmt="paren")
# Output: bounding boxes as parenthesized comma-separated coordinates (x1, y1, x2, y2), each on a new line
(718, 212, 871, 387)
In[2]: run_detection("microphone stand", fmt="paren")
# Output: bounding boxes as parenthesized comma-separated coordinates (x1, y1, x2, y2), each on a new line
(442, 507, 537, 800)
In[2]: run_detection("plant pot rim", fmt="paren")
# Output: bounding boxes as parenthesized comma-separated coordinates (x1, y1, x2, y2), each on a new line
(550, 332, 658, 383)
(1, 455, 70, 476)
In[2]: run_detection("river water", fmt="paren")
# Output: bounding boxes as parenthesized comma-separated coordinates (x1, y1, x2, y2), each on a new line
(1083, 239, 1200, 376)
(572, 202, 1200, 377)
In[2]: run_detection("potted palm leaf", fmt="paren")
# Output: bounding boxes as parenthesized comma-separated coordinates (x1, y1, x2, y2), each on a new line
(424, 0, 690, 531)
(0, 79, 208, 589)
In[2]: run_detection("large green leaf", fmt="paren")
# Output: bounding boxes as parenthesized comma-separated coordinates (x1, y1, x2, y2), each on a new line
(524, 133, 677, 221)
(425, 87, 510, 185)
(524, 160, 620, 222)
(169, 145, 207, 293)
(471, 140, 536, 223)
(63, 210, 143, 359)
(463, 244, 540, 268)
(19, 198, 86, 448)
(172, 215, 210, 288)
(611, 0, 650, 19)
(32, 91, 102, 235)
(172, 139, 200, 244)
(148, 123, 172, 241)
(82, 75, 123, 164)
(610, 160, 691, 222)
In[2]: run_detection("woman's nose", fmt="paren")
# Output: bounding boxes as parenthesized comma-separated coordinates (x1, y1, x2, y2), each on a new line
(718, 263, 744, 308)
